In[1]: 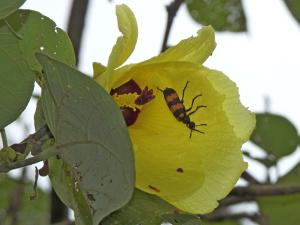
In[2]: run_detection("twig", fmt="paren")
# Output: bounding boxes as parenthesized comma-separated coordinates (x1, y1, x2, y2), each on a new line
(220, 195, 255, 207)
(241, 171, 261, 184)
(161, 0, 184, 52)
(27, 125, 52, 142)
(202, 209, 259, 222)
(67, 0, 90, 65)
(220, 184, 300, 207)
(1, 128, 8, 147)
(30, 166, 39, 200)
(0, 145, 58, 173)
(231, 184, 300, 197)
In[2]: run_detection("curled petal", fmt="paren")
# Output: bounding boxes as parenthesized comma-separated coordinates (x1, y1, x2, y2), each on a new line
(93, 62, 106, 79)
(107, 4, 138, 70)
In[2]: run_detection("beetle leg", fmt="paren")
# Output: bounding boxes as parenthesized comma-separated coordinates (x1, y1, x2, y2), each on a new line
(187, 105, 207, 116)
(181, 81, 189, 104)
(186, 94, 202, 112)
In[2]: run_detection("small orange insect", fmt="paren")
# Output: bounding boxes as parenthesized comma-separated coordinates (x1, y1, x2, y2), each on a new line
(157, 81, 207, 138)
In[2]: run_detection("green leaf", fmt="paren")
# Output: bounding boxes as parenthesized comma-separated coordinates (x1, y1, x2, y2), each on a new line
(0, 9, 75, 129)
(0, 19, 34, 129)
(185, 0, 247, 32)
(250, 113, 298, 159)
(37, 53, 134, 225)
(34, 98, 46, 131)
(258, 164, 300, 225)
(48, 157, 92, 225)
(0, 0, 25, 19)
(5, 9, 75, 73)
(0, 175, 50, 225)
(283, 0, 300, 25)
(0, 147, 17, 163)
(102, 189, 200, 225)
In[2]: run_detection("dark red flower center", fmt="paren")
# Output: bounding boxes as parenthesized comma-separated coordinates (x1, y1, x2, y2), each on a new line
(110, 79, 155, 126)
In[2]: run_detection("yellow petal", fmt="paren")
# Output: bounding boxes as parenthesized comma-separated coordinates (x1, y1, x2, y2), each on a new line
(107, 4, 138, 70)
(96, 63, 134, 92)
(108, 61, 252, 213)
(204, 69, 256, 141)
(143, 26, 216, 65)
(93, 62, 106, 79)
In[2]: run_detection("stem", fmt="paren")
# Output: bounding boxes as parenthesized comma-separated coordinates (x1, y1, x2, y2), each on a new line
(220, 196, 255, 207)
(0, 145, 58, 173)
(202, 211, 259, 222)
(161, 0, 184, 52)
(1, 128, 8, 147)
(241, 171, 261, 184)
(231, 184, 300, 197)
(220, 184, 300, 207)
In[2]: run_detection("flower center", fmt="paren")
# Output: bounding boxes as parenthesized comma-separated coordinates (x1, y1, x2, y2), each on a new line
(112, 92, 141, 110)
(110, 79, 155, 126)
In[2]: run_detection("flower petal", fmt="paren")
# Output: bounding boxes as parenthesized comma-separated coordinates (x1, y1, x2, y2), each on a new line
(143, 26, 216, 65)
(205, 68, 256, 141)
(107, 4, 138, 70)
(108, 61, 251, 213)
(207, 69, 256, 142)
(93, 62, 106, 79)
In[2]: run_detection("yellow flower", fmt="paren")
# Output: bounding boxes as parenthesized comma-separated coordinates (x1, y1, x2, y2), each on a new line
(94, 4, 255, 214)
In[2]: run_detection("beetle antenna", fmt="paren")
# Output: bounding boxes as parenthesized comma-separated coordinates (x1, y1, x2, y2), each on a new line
(196, 123, 207, 127)
(156, 87, 164, 92)
(189, 128, 205, 138)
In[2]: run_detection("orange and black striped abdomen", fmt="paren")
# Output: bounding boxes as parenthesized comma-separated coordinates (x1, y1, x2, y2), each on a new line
(163, 88, 186, 121)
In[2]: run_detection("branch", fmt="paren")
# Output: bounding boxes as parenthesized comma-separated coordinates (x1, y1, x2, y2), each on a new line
(67, 0, 90, 65)
(161, 0, 184, 52)
(231, 184, 300, 197)
(220, 195, 255, 207)
(220, 184, 300, 207)
(241, 171, 261, 184)
(1, 128, 8, 147)
(202, 211, 259, 222)
(0, 145, 58, 173)
(30, 166, 39, 200)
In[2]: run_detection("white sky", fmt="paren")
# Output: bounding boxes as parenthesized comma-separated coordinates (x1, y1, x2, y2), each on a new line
(3, 0, 300, 223)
